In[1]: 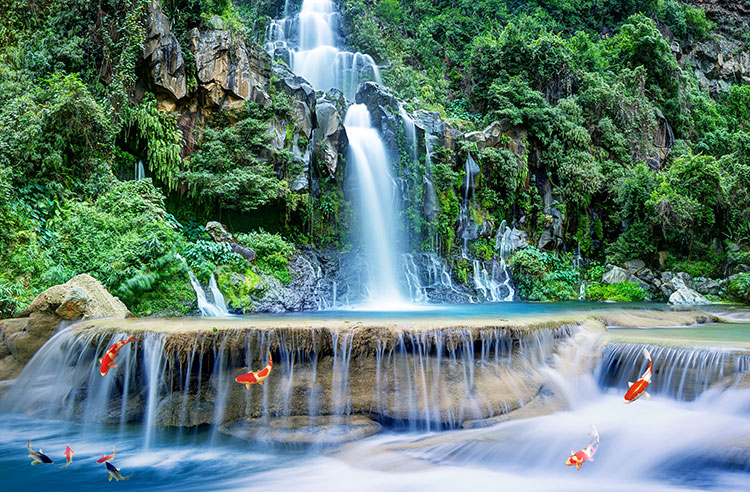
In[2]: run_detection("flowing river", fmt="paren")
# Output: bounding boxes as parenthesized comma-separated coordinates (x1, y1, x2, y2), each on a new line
(0, 304, 748, 491)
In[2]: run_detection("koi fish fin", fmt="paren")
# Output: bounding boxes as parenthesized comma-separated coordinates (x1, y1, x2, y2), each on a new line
(576, 463, 582, 471)
(109, 362, 117, 368)
(571, 450, 576, 455)
(108, 474, 113, 482)
(40, 449, 43, 453)
(643, 391, 651, 399)
(31, 460, 40, 465)
(124, 474, 133, 480)
(628, 381, 634, 387)
(99, 358, 103, 363)
(588, 457, 594, 462)
(259, 380, 264, 386)
(643, 348, 651, 360)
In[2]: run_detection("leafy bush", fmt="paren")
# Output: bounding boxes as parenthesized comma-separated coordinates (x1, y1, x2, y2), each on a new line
(182, 240, 247, 281)
(726, 273, 750, 304)
(46, 180, 192, 315)
(236, 230, 295, 285)
(510, 247, 580, 301)
(585, 281, 646, 302)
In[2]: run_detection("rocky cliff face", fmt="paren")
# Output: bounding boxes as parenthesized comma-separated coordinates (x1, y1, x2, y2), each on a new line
(676, 0, 750, 92)
(143, 2, 271, 111)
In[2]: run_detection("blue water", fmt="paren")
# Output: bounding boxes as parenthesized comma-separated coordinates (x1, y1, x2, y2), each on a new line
(240, 301, 681, 321)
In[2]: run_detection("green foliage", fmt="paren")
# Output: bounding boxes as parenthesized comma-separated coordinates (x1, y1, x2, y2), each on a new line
(509, 247, 580, 300)
(0, 73, 112, 194)
(179, 101, 290, 213)
(726, 273, 750, 304)
(46, 180, 192, 315)
(236, 230, 295, 285)
(125, 94, 183, 191)
(182, 240, 247, 281)
(585, 281, 646, 302)
(657, 0, 713, 41)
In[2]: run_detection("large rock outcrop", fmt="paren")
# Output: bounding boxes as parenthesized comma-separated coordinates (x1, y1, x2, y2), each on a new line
(673, 0, 750, 92)
(355, 82, 401, 166)
(0, 275, 130, 379)
(313, 90, 348, 177)
(143, 0, 187, 107)
(187, 18, 271, 110)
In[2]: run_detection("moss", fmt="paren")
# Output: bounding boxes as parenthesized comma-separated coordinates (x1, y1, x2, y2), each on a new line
(217, 268, 263, 313)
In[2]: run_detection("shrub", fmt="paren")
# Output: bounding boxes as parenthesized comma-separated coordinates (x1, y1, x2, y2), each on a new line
(726, 273, 750, 304)
(586, 281, 646, 302)
(236, 230, 295, 285)
(510, 247, 580, 301)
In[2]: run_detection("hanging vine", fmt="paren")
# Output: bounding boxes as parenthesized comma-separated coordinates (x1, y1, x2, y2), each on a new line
(127, 94, 184, 191)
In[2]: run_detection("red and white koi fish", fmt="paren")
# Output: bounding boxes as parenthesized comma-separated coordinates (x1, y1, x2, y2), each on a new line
(60, 445, 74, 469)
(27, 440, 53, 465)
(624, 348, 652, 403)
(235, 349, 273, 389)
(99, 336, 139, 376)
(565, 424, 600, 471)
(96, 446, 116, 464)
(105, 461, 132, 482)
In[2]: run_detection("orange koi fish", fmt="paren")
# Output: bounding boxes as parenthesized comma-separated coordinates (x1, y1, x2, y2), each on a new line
(27, 440, 53, 465)
(96, 446, 116, 464)
(565, 424, 599, 471)
(235, 349, 273, 389)
(60, 445, 74, 469)
(99, 336, 139, 376)
(624, 348, 652, 403)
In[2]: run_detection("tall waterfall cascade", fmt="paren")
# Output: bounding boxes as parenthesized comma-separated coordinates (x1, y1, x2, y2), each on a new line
(265, 0, 381, 100)
(265, 1, 515, 306)
(344, 105, 405, 306)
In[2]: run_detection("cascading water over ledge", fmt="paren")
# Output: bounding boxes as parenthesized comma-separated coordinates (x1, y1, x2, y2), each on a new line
(598, 342, 750, 400)
(265, 0, 381, 99)
(0, 315, 590, 443)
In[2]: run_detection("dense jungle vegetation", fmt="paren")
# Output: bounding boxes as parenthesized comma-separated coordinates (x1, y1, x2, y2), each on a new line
(0, 0, 748, 316)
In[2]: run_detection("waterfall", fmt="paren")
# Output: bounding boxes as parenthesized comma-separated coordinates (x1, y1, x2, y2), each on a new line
(345, 104, 405, 307)
(495, 222, 516, 301)
(135, 159, 145, 180)
(598, 343, 750, 400)
(458, 154, 480, 255)
(187, 271, 229, 317)
(0, 322, 583, 436)
(398, 104, 418, 164)
(267, 0, 380, 100)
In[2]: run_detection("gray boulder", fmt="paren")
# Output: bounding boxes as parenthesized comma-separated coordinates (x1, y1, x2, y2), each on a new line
(669, 288, 710, 305)
(694, 278, 722, 296)
(624, 259, 646, 274)
(313, 91, 348, 177)
(205, 222, 256, 262)
(603, 266, 630, 284)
